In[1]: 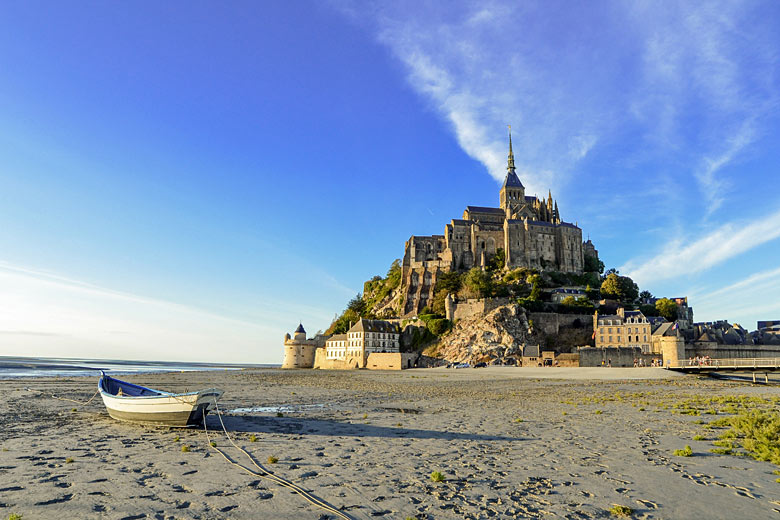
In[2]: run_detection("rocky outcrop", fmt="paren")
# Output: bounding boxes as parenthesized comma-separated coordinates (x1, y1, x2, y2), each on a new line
(433, 304, 531, 364)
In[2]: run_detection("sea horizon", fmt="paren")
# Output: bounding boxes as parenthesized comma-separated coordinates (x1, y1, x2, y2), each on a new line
(0, 355, 280, 379)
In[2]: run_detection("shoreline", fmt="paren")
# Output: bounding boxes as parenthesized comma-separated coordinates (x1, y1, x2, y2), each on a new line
(2, 368, 779, 519)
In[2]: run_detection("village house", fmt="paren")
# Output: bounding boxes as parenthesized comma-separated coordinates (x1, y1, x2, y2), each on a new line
(593, 308, 652, 353)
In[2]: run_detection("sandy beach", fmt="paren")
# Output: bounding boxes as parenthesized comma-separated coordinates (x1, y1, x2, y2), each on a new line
(1, 367, 779, 519)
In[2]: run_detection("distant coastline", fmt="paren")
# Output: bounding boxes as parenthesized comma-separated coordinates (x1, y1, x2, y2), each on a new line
(0, 355, 279, 379)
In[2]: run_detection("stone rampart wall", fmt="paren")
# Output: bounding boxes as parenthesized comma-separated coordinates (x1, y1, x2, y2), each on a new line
(365, 352, 418, 370)
(529, 313, 593, 335)
(451, 297, 511, 321)
(576, 347, 659, 367)
(685, 345, 780, 359)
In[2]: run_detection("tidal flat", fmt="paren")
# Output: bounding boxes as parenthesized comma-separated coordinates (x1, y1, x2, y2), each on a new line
(1, 367, 779, 519)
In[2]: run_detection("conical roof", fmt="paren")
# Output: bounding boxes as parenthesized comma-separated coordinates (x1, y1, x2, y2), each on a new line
(294, 323, 306, 334)
(503, 130, 524, 188)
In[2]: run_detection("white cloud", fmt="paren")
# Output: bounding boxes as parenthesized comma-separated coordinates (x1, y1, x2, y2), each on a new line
(621, 207, 780, 285)
(696, 121, 754, 214)
(0, 262, 308, 364)
(339, 1, 778, 214)
(691, 266, 780, 327)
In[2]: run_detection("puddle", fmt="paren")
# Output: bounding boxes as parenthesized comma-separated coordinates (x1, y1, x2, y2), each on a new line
(229, 404, 327, 414)
(375, 407, 421, 414)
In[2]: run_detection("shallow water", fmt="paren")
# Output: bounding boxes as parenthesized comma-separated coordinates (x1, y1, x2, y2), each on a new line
(0, 356, 276, 379)
(229, 404, 328, 414)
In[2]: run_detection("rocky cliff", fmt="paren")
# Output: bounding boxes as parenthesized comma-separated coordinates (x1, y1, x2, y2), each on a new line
(428, 304, 531, 364)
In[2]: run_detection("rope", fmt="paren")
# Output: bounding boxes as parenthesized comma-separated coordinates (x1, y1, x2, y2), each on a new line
(27, 387, 101, 406)
(203, 399, 354, 520)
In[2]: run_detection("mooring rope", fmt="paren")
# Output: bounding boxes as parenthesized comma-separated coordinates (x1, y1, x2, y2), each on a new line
(203, 399, 354, 520)
(27, 387, 101, 406)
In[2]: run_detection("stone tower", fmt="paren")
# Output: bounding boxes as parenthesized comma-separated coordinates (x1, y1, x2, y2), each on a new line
(499, 130, 525, 212)
(281, 323, 318, 369)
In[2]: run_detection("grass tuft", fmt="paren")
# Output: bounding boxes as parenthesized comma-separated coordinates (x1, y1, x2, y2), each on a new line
(8, 514, 23, 520)
(209, 441, 216, 447)
(249, 434, 257, 443)
(594, 410, 603, 415)
(693, 435, 705, 441)
(65, 457, 74, 464)
(514, 418, 523, 423)
(173, 435, 180, 442)
(673, 445, 693, 457)
(181, 445, 190, 453)
(276, 412, 283, 418)
(609, 504, 633, 517)
(267, 456, 278, 464)
(710, 409, 780, 464)
(430, 471, 445, 482)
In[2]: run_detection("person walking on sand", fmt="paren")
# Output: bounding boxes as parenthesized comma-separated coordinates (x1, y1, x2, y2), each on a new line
(608, 358, 612, 367)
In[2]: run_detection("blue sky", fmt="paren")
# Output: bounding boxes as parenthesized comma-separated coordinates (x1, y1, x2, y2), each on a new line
(1, 1, 779, 363)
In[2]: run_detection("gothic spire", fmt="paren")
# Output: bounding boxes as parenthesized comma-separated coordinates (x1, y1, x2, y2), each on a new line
(501, 126, 524, 189)
(507, 127, 515, 173)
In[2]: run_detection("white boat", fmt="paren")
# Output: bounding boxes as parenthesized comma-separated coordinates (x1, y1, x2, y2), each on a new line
(98, 371, 223, 427)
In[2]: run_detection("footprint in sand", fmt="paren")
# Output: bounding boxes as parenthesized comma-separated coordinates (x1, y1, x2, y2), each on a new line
(635, 499, 658, 509)
(34, 494, 73, 506)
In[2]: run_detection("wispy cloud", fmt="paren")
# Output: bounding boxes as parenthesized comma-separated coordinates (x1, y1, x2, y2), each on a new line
(621, 207, 780, 286)
(339, 1, 778, 211)
(0, 261, 306, 363)
(696, 120, 754, 215)
(691, 266, 780, 327)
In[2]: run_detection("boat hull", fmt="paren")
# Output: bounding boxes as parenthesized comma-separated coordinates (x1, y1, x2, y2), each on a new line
(99, 374, 223, 427)
(101, 391, 222, 426)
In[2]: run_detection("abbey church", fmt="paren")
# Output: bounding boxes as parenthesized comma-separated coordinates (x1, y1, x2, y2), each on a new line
(401, 133, 597, 315)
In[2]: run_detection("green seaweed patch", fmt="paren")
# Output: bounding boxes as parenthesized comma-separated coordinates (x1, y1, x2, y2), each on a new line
(430, 471, 445, 482)
(673, 445, 693, 457)
(709, 409, 780, 465)
(609, 504, 634, 517)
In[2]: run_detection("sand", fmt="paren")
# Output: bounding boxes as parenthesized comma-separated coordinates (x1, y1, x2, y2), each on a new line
(1, 367, 779, 519)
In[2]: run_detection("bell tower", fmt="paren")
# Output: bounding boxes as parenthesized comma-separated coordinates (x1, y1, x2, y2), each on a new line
(499, 127, 525, 211)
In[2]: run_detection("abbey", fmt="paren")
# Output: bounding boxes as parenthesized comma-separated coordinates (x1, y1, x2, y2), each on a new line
(401, 132, 597, 315)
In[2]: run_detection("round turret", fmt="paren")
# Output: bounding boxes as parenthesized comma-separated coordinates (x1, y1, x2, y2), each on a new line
(294, 323, 306, 342)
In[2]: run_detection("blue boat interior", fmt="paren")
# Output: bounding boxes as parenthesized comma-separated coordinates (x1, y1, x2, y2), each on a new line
(99, 372, 166, 397)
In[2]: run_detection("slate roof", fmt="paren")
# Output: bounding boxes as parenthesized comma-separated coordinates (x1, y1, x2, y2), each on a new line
(349, 318, 400, 334)
(652, 322, 676, 337)
(326, 334, 348, 343)
(523, 344, 541, 357)
(697, 332, 717, 343)
(465, 206, 505, 215)
(451, 219, 470, 225)
(294, 323, 306, 334)
(502, 171, 525, 189)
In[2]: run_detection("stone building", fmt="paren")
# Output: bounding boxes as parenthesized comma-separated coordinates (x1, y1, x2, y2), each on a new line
(401, 132, 595, 315)
(593, 308, 652, 353)
(281, 324, 327, 369)
(318, 318, 400, 369)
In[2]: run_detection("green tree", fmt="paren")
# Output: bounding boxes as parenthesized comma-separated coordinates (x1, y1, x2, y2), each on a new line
(528, 274, 541, 301)
(655, 297, 679, 322)
(639, 304, 659, 317)
(431, 271, 463, 314)
(487, 248, 506, 271)
(600, 273, 639, 303)
(347, 293, 367, 316)
(584, 254, 605, 274)
(462, 268, 492, 298)
(639, 290, 653, 301)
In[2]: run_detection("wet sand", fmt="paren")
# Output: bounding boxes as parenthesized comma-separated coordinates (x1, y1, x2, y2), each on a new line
(1, 367, 779, 519)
